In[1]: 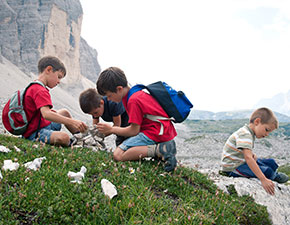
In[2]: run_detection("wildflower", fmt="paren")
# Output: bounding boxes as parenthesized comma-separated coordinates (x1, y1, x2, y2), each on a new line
(128, 202, 135, 208)
(129, 167, 135, 174)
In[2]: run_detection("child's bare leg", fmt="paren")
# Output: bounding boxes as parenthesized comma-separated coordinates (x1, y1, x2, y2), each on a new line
(56, 109, 79, 134)
(113, 146, 148, 161)
(50, 131, 70, 146)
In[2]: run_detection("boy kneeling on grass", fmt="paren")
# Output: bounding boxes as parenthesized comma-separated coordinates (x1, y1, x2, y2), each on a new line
(95, 67, 177, 172)
(220, 107, 289, 195)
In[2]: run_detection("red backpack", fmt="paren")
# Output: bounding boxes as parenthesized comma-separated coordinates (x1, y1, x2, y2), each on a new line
(2, 81, 45, 135)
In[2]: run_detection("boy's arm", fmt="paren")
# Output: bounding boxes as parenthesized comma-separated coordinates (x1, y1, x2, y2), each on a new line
(112, 115, 121, 127)
(243, 149, 275, 195)
(40, 106, 87, 133)
(96, 122, 139, 137)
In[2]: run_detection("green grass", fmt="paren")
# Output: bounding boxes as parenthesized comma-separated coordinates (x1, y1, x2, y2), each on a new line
(0, 134, 271, 224)
(278, 164, 290, 178)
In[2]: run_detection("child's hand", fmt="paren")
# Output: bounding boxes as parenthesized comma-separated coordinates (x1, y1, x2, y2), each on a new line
(72, 120, 88, 133)
(96, 123, 112, 136)
(261, 178, 275, 195)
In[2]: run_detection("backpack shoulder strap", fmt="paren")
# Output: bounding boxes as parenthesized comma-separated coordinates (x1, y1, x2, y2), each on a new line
(127, 83, 174, 136)
(25, 80, 46, 90)
(22, 80, 46, 98)
(127, 84, 146, 101)
(23, 80, 46, 133)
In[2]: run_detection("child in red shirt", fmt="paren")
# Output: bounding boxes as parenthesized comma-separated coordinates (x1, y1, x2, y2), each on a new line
(23, 56, 87, 146)
(96, 67, 177, 172)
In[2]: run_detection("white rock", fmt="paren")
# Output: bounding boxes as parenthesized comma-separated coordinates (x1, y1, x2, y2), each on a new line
(67, 166, 87, 184)
(73, 125, 106, 150)
(2, 160, 19, 171)
(14, 146, 21, 152)
(0, 145, 11, 153)
(24, 157, 46, 171)
(101, 179, 117, 199)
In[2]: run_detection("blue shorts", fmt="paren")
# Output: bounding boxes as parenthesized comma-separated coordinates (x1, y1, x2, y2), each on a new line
(119, 132, 156, 151)
(26, 122, 62, 144)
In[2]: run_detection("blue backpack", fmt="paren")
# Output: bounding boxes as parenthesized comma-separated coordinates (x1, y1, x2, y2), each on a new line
(127, 81, 193, 124)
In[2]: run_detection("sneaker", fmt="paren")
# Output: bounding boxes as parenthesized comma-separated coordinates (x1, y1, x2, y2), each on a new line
(69, 136, 78, 147)
(157, 140, 177, 172)
(274, 172, 289, 183)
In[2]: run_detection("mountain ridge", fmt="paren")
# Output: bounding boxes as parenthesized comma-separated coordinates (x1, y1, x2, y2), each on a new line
(254, 90, 290, 117)
(188, 109, 290, 122)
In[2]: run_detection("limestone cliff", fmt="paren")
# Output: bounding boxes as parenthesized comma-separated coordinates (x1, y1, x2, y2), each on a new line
(0, 0, 101, 85)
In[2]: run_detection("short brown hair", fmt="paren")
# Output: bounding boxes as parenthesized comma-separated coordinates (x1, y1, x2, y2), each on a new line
(79, 88, 102, 113)
(250, 107, 278, 128)
(96, 67, 128, 95)
(38, 56, 66, 76)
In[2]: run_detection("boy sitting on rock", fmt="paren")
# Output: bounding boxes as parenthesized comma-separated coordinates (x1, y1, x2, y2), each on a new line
(79, 88, 129, 146)
(21, 56, 87, 146)
(220, 107, 289, 195)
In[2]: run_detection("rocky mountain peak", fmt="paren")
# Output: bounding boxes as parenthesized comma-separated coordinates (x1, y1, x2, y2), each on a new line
(0, 0, 100, 87)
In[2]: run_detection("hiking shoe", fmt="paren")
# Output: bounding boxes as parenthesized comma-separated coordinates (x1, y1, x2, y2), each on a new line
(69, 136, 78, 146)
(274, 172, 289, 183)
(157, 140, 177, 172)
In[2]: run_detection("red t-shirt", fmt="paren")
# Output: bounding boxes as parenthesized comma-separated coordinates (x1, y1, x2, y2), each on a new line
(22, 83, 52, 138)
(122, 90, 177, 143)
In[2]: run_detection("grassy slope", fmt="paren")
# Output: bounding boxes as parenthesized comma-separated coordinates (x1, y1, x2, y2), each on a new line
(0, 135, 271, 224)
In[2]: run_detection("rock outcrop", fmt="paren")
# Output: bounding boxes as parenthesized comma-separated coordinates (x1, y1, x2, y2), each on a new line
(80, 37, 101, 84)
(201, 169, 290, 225)
(0, 0, 101, 86)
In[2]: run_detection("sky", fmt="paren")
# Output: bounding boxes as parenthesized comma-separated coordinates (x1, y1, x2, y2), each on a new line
(79, 0, 290, 112)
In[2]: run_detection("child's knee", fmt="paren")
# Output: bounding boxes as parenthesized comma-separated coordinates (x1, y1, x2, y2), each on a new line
(113, 148, 124, 161)
(57, 108, 71, 118)
(267, 158, 278, 168)
(113, 153, 122, 161)
(50, 132, 70, 146)
(259, 158, 278, 171)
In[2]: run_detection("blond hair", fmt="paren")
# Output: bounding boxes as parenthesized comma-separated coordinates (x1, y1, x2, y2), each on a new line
(250, 107, 278, 129)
